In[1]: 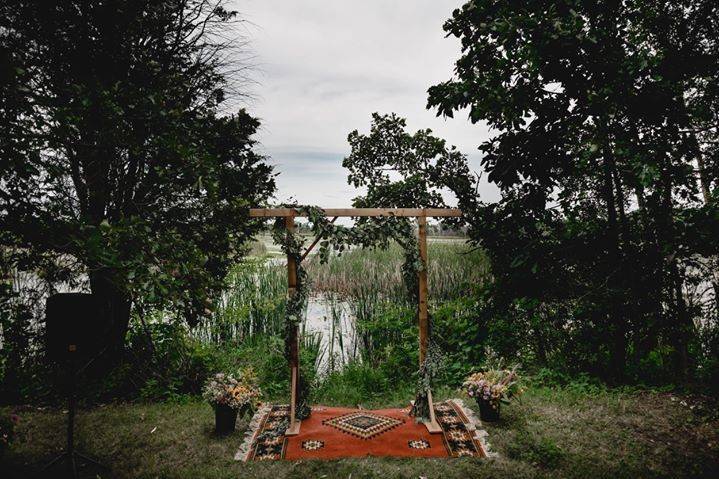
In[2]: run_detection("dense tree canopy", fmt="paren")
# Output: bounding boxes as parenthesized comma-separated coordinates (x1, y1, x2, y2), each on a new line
(424, 0, 719, 382)
(1, 0, 717, 405)
(344, 1, 719, 384)
(0, 1, 274, 356)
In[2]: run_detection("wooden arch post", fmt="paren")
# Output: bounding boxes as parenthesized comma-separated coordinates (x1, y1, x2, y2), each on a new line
(284, 214, 301, 436)
(249, 208, 461, 436)
(417, 215, 442, 433)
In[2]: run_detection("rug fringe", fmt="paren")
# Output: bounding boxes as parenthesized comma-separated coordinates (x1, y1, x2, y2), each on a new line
(234, 403, 271, 462)
(450, 398, 498, 458)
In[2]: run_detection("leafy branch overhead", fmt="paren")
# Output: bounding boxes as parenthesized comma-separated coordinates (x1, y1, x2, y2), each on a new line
(344, 113, 478, 218)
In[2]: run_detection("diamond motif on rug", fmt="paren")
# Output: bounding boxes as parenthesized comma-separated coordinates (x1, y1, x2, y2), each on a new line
(408, 439, 431, 449)
(301, 440, 324, 451)
(323, 412, 403, 440)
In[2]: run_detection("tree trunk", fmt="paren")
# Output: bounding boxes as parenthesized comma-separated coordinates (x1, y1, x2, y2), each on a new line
(657, 150, 692, 381)
(669, 260, 692, 379)
(696, 154, 712, 204)
(602, 144, 626, 384)
(89, 268, 131, 364)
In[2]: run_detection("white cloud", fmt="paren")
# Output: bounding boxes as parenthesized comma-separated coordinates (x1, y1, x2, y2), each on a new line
(230, 0, 499, 206)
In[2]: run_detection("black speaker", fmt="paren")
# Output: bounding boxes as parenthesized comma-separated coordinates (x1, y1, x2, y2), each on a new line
(42, 293, 109, 476)
(45, 293, 106, 362)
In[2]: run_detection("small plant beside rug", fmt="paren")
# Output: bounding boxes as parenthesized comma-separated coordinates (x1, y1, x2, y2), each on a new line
(203, 369, 261, 434)
(463, 367, 522, 422)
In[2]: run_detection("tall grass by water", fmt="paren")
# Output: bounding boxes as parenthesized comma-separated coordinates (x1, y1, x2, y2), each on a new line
(306, 240, 490, 302)
(193, 259, 288, 343)
(195, 240, 489, 367)
(190, 238, 490, 389)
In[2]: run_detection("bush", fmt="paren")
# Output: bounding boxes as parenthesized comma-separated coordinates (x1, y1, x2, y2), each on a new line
(0, 301, 46, 404)
(0, 413, 19, 457)
(85, 321, 251, 403)
(696, 320, 719, 394)
(432, 297, 485, 385)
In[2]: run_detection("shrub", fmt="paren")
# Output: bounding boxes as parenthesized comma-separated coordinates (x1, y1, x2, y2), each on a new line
(0, 413, 19, 456)
(432, 297, 485, 384)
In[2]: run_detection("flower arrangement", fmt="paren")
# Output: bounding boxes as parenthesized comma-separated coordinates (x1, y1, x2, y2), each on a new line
(202, 369, 261, 411)
(463, 368, 523, 410)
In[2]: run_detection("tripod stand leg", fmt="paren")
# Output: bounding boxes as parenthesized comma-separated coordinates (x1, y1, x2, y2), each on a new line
(42, 451, 69, 470)
(68, 373, 75, 455)
(75, 451, 108, 468)
(42, 358, 107, 477)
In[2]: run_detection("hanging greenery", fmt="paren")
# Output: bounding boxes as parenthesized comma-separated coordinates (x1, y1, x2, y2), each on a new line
(270, 215, 311, 419)
(269, 204, 437, 421)
(409, 341, 443, 420)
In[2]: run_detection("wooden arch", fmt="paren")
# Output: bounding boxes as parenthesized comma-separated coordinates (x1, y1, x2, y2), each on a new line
(249, 208, 462, 435)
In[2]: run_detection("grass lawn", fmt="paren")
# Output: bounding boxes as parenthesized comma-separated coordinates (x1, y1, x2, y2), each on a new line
(2, 387, 717, 479)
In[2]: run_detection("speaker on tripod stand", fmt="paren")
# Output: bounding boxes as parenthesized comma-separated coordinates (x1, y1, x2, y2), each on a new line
(43, 293, 109, 478)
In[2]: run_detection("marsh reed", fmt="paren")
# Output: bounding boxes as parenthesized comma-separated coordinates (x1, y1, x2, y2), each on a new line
(193, 259, 288, 343)
(197, 239, 489, 368)
(305, 241, 489, 302)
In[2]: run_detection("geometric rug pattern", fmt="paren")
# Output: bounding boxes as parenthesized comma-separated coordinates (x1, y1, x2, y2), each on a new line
(322, 411, 403, 440)
(237, 400, 489, 461)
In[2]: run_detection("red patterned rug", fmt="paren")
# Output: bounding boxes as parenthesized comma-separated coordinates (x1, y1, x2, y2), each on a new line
(235, 400, 490, 461)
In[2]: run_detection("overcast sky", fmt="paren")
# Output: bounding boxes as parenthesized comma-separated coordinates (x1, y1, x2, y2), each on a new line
(233, 0, 499, 207)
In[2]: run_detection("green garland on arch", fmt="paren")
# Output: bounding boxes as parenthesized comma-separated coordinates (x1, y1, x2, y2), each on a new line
(270, 214, 311, 419)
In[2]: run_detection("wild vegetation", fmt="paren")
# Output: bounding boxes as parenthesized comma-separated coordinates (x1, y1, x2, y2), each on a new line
(0, 0, 275, 366)
(2, 0, 719, 478)
(0, 241, 488, 401)
(2, 243, 718, 477)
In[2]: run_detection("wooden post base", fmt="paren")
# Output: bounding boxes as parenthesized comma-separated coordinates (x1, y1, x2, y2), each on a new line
(409, 390, 443, 434)
(422, 418, 442, 434)
(285, 420, 301, 436)
(286, 364, 300, 436)
(284, 365, 300, 436)
(423, 389, 442, 434)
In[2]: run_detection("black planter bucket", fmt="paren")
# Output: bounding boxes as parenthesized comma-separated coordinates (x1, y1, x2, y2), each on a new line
(214, 404, 238, 434)
(477, 399, 500, 422)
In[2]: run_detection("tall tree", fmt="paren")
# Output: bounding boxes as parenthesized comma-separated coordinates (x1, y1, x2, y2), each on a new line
(344, 112, 474, 210)
(427, 0, 719, 381)
(0, 1, 274, 356)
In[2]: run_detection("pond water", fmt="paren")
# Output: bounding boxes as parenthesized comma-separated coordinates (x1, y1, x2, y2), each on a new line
(302, 294, 359, 374)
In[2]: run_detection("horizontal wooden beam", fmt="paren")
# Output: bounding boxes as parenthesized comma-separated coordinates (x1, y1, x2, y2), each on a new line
(249, 208, 462, 218)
